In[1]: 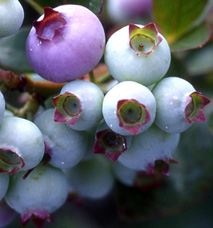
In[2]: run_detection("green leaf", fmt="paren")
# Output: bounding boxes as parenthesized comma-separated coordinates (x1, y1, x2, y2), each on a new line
(153, 0, 210, 44)
(34, 0, 105, 16)
(0, 27, 33, 73)
(185, 44, 213, 76)
(170, 23, 211, 52)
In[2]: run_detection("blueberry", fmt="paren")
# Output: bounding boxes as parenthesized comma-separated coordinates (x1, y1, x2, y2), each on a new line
(118, 124, 180, 172)
(53, 80, 104, 131)
(104, 23, 171, 86)
(152, 77, 211, 133)
(0, 117, 45, 174)
(26, 5, 105, 83)
(5, 165, 68, 226)
(0, 0, 24, 38)
(34, 108, 88, 168)
(0, 173, 9, 201)
(102, 81, 156, 135)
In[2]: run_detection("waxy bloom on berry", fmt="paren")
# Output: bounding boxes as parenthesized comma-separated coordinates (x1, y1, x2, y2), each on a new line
(65, 156, 114, 200)
(34, 109, 88, 169)
(118, 124, 180, 172)
(102, 81, 156, 135)
(53, 80, 104, 131)
(104, 23, 171, 86)
(0, 0, 24, 38)
(5, 165, 68, 227)
(26, 5, 105, 83)
(0, 173, 9, 201)
(152, 77, 211, 134)
(0, 117, 44, 174)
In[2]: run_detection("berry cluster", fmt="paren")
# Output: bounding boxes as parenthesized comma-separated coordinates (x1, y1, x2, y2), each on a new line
(0, 2, 211, 227)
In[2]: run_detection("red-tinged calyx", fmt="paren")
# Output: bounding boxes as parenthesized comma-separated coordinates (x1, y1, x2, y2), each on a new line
(117, 99, 150, 135)
(52, 92, 82, 126)
(134, 159, 178, 191)
(184, 92, 211, 124)
(146, 158, 178, 176)
(129, 23, 162, 55)
(93, 129, 127, 161)
(20, 210, 54, 228)
(134, 171, 161, 191)
(0, 148, 24, 174)
(33, 7, 66, 41)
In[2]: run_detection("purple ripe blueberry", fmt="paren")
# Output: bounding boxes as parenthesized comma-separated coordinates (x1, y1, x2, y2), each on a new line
(5, 165, 68, 227)
(0, 173, 9, 201)
(26, 5, 105, 83)
(93, 121, 132, 161)
(107, 0, 152, 23)
(0, 91, 5, 124)
(118, 124, 180, 173)
(34, 109, 88, 169)
(0, 117, 45, 174)
(0, 0, 24, 38)
(102, 81, 156, 135)
(104, 23, 171, 86)
(53, 80, 104, 131)
(152, 77, 211, 134)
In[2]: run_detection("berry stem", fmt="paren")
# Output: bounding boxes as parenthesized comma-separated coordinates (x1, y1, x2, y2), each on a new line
(89, 70, 95, 83)
(0, 69, 65, 97)
(25, 77, 66, 97)
(6, 94, 40, 120)
(96, 72, 112, 84)
(5, 103, 18, 114)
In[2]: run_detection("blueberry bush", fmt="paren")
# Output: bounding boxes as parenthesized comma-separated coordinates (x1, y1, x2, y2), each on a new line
(0, 0, 213, 227)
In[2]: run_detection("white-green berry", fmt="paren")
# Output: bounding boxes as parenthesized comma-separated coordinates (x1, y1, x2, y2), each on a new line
(53, 80, 104, 131)
(0, 0, 24, 38)
(0, 173, 9, 201)
(102, 81, 156, 135)
(5, 165, 68, 226)
(118, 124, 180, 172)
(152, 77, 211, 134)
(66, 156, 114, 200)
(104, 23, 171, 86)
(0, 117, 45, 174)
(34, 108, 88, 169)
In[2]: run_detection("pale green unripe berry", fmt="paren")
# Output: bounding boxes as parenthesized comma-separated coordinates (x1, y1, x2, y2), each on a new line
(152, 77, 210, 134)
(104, 24, 171, 86)
(0, 117, 45, 174)
(66, 156, 114, 199)
(102, 81, 156, 135)
(53, 80, 104, 131)
(113, 162, 137, 186)
(0, 0, 24, 38)
(0, 173, 9, 201)
(118, 124, 180, 171)
(34, 109, 88, 169)
(5, 165, 68, 223)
